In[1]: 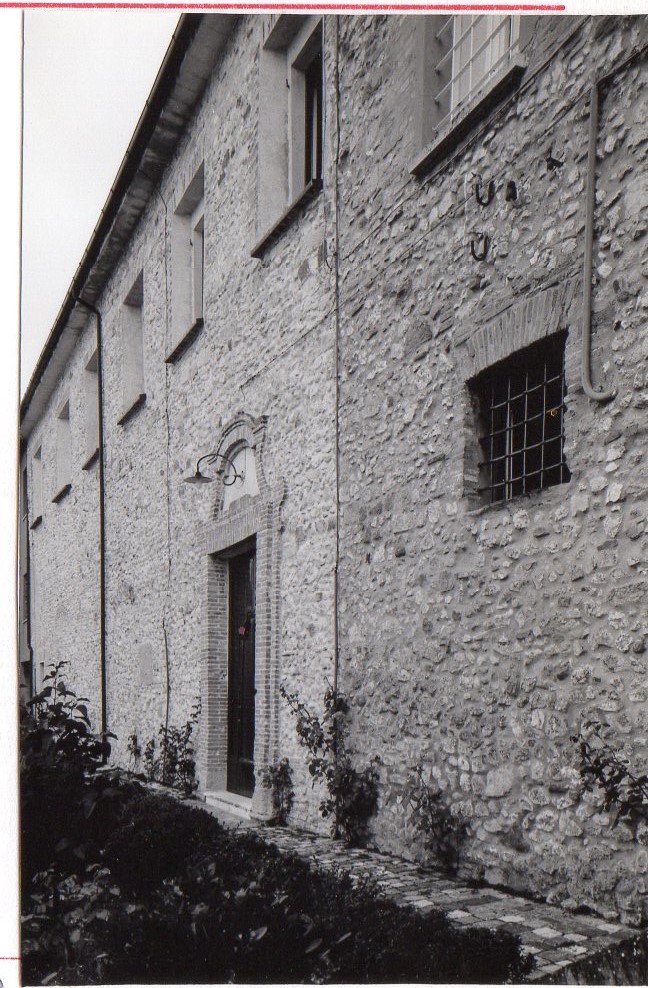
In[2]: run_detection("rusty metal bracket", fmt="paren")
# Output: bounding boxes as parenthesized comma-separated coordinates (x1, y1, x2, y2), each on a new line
(470, 234, 490, 261)
(475, 179, 496, 206)
(545, 147, 565, 171)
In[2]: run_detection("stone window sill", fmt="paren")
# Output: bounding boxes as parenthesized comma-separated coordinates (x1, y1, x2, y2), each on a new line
(166, 319, 203, 365)
(465, 478, 571, 516)
(410, 57, 526, 177)
(82, 448, 100, 471)
(251, 178, 323, 259)
(118, 393, 147, 426)
(29, 514, 43, 530)
(52, 483, 72, 504)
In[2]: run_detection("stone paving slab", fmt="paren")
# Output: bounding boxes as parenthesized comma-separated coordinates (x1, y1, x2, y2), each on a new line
(195, 797, 644, 984)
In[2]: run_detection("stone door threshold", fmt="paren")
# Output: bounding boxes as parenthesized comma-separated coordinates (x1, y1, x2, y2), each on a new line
(203, 789, 252, 822)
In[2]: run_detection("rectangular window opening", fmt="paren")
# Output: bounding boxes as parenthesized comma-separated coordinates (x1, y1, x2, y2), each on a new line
(31, 446, 43, 522)
(446, 15, 519, 123)
(255, 15, 323, 250)
(471, 333, 570, 504)
(169, 165, 204, 359)
(53, 401, 72, 500)
(192, 214, 204, 322)
(122, 271, 145, 416)
(83, 351, 99, 465)
(304, 47, 323, 186)
(412, 13, 527, 175)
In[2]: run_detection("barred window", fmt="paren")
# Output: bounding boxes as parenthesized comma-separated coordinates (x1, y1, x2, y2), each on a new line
(413, 15, 528, 175)
(434, 15, 519, 128)
(471, 334, 570, 503)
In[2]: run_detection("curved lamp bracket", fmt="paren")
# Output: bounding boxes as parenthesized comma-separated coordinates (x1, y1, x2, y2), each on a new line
(184, 451, 244, 487)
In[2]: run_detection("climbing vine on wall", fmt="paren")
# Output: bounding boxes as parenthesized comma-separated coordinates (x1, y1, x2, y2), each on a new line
(405, 765, 469, 874)
(572, 721, 648, 837)
(130, 697, 201, 796)
(281, 685, 380, 846)
(260, 757, 295, 826)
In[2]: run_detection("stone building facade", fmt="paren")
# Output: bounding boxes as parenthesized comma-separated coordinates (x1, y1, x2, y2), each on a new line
(20, 13, 648, 922)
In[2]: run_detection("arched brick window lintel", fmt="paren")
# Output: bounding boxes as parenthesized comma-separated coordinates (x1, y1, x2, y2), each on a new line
(211, 413, 271, 516)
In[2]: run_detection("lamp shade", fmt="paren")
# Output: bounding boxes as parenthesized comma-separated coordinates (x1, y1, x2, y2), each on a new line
(184, 469, 214, 485)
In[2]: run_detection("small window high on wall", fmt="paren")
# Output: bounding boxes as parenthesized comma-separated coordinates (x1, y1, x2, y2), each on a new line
(83, 351, 99, 467)
(31, 446, 43, 525)
(412, 14, 528, 174)
(302, 39, 323, 187)
(169, 164, 204, 362)
(443, 16, 519, 125)
(255, 16, 323, 247)
(53, 400, 71, 502)
(120, 272, 145, 424)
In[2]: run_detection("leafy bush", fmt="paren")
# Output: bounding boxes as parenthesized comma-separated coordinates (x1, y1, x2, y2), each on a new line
(405, 764, 469, 873)
(102, 789, 224, 893)
(24, 816, 532, 985)
(260, 757, 294, 825)
(126, 732, 141, 772)
(135, 698, 201, 795)
(22, 661, 110, 778)
(21, 668, 532, 985)
(281, 685, 380, 845)
(20, 662, 127, 890)
(101, 830, 531, 985)
(572, 720, 648, 836)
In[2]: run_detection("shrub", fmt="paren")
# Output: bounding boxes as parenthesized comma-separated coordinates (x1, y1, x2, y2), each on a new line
(20, 662, 126, 891)
(137, 698, 201, 795)
(74, 827, 532, 985)
(22, 784, 532, 985)
(572, 720, 648, 836)
(102, 789, 224, 893)
(281, 684, 380, 845)
(405, 764, 469, 873)
(21, 670, 531, 985)
(126, 733, 141, 773)
(260, 757, 294, 825)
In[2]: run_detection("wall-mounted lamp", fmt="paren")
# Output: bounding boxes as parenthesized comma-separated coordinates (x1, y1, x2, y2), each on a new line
(184, 452, 244, 486)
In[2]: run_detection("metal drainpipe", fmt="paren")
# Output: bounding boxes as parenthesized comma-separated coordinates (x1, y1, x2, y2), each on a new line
(22, 460, 35, 697)
(332, 15, 341, 699)
(75, 297, 108, 753)
(581, 74, 615, 403)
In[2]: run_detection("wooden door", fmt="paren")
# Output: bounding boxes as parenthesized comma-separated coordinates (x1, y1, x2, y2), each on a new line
(227, 547, 256, 797)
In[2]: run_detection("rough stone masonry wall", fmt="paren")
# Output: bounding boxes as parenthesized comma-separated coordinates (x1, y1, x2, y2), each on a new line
(336, 15, 648, 922)
(48, 15, 339, 830)
(26, 317, 104, 721)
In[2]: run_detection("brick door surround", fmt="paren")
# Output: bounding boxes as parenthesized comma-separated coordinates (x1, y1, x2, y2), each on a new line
(198, 413, 285, 819)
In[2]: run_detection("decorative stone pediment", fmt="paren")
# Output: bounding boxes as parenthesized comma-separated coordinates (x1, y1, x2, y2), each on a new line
(212, 413, 269, 517)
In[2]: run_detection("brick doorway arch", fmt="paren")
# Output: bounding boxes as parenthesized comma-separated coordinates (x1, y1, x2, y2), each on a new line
(197, 414, 285, 820)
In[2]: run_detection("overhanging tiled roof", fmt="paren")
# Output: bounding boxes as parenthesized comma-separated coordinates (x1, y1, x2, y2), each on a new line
(21, 12, 237, 440)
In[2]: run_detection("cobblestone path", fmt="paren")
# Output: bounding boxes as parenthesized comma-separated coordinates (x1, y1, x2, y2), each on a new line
(198, 799, 645, 984)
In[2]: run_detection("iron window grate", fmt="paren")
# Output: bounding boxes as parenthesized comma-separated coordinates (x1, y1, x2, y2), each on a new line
(473, 333, 571, 503)
(434, 15, 519, 129)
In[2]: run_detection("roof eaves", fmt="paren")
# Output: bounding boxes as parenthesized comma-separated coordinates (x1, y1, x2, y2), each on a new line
(20, 12, 237, 435)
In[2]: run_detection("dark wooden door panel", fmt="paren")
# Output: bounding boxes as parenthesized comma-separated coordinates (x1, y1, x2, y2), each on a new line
(227, 547, 256, 797)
